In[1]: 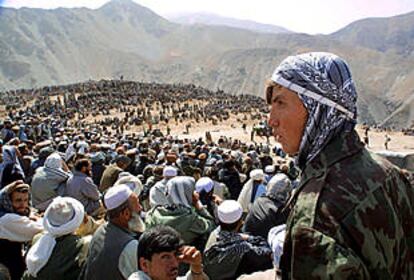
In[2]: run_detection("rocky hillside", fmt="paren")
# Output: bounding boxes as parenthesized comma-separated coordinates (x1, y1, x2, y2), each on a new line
(0, 0, 413, 128)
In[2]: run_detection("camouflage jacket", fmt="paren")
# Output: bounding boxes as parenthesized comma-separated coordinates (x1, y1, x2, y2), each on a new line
(280, 130, 414, 279)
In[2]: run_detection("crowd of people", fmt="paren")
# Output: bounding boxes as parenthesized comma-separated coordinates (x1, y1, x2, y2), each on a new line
(0, 77, 298, 280)
(0, 52, 413, 280)
(0, 80, 268, 141)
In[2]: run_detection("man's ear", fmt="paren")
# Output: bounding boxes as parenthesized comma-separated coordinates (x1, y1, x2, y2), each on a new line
(139, 257, 150, 273)
(121, 207, 131, 221)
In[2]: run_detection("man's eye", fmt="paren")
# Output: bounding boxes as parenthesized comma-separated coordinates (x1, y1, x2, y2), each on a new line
(272, 99, 283, 106)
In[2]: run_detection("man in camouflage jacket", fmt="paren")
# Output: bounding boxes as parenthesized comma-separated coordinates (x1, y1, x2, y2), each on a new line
(266, 52, 414, 279)
(280, 129, 413, 279)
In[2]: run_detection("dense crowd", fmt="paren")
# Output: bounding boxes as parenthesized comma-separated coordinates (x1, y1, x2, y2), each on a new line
(0, 80, 268, 139)
(0, 80, 297, 280)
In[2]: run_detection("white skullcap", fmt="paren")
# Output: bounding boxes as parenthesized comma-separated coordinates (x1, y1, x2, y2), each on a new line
(250, 169, 264, 181)
(195, 177, 214, 193)
(218, 200, 243, 224)
(163, 166, 177, 177)
(104, 184, 133, 210)
(265, 165, 275, 173)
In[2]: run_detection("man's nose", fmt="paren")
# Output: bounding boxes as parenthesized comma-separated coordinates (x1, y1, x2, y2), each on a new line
(268, 111, 279, 127)
(170, 256, 179, 267)
(137, 201, 143, 212)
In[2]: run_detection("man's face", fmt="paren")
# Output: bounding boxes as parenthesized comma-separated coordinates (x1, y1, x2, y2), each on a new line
(268, 84, 308, 155)
(118, 161, 129, 170)
(128, 193, 142, 214)
(82, 161, 92, 177)
(11, 191, 30, 216)
(140, 251, 180, 280)
(124, 193, 144, 231)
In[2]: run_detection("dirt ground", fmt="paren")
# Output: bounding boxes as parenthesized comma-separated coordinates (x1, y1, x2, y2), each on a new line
(118, 113, 414, 153)
(9, 95, 414, 154)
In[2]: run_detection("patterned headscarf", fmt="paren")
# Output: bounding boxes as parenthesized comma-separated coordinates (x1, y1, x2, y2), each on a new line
(271, 52, 357, 169)
(166, 176, 195, 208)
(266, 173, 292, 203)
(0, 181, 30, 217)
(0, 145, 25, 185)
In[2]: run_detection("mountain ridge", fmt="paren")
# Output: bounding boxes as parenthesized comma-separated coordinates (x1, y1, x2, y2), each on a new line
(167, 12, 291, 34)
(0, 1, 413, 128)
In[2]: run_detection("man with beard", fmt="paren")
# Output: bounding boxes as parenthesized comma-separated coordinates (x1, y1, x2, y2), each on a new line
(81, 184, 143, 280)
(65, 158, 102, 216)
(128, 226, 208, 280)
(0, 181, 43, 280)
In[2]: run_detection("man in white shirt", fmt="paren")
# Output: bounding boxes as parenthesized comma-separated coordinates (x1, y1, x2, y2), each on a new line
(0, 180, 43, 280)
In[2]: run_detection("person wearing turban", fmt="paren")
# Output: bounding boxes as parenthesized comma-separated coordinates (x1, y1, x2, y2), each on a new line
(25, 197, 88, 280)
(0, 181, 43, 280)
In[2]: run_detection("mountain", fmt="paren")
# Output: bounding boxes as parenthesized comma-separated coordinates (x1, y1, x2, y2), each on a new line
(331, 11, 414, 56)
(0, 0, 413, 128)
(329, 11, 414, 128)
(167, 12, 291, 34)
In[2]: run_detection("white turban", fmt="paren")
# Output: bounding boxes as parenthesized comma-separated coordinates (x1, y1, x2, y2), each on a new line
(26, 197, 85, 276)
(195, 177, 214, 193)
(115, 173, 143, 196)
(250, 169, 264, 181)
(218, 200, 243, 224)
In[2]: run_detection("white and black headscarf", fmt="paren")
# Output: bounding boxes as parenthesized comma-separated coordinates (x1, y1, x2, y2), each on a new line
(271, 52, 358, 169)
(166, 176, 195, 208)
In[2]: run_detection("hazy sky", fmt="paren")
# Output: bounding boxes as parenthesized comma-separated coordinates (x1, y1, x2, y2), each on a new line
(2, 0, 414, 34)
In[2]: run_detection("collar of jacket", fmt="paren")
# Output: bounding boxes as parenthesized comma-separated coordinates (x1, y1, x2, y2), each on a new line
(284, 130, 364, 210)
(73, 170, 87, 177)
(108, 221, 140, 239)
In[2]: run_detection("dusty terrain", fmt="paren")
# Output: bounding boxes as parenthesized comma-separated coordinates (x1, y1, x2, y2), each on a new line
(115, 113, 414, 154)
